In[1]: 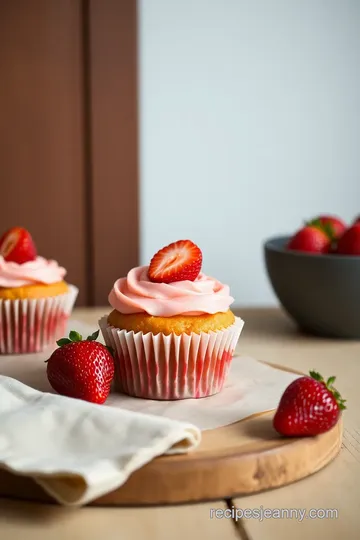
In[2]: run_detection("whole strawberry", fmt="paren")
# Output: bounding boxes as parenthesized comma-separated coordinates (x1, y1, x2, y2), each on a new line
(287, 225, 330, 254)
(335, 224, 360, 255)
(312, 215, 346, 240)
(46, 330, 114, 404)
(273, 371, 346, 436)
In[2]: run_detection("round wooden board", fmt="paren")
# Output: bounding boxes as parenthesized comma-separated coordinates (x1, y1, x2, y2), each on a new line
(0, 364, 343, 506)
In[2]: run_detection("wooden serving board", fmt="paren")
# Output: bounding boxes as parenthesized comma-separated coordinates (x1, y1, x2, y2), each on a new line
(0, 364, 343, 506)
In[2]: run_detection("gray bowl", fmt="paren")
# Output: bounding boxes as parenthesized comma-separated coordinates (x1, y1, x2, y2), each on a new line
(264, 236, 360, 339)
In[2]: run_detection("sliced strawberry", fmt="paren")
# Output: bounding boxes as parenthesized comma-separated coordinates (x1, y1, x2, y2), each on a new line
(287, 226, 330, 253)
(148, 240, 202, 283)
(0, 227, 37, 264)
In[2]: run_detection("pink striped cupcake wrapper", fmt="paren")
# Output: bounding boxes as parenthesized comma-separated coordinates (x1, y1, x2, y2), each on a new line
(0, 285, 78, 354)
(99, 316, 244, 400)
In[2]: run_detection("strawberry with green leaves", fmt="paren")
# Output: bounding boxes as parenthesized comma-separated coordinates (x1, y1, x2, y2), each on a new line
(287, 223, 331, 253)
(273, 370, 346, 436)
(46, 330, 114, 404)
(313, 215, 346, 240)
(287, 216, 345, 254)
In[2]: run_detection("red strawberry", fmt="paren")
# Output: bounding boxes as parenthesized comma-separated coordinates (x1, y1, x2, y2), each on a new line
(287, 226, 330, 253)
(0, 226, 37, 264)
(46, 330, 115, 404)
(335, 224, 360, 255)
(273, 371, 346, 437)
(148, 239, 202, 283)
(311, 215, 346, 240)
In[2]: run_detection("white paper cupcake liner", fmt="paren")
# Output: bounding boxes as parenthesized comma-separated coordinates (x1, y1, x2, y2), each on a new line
(0, 285, 78, 354)
(99, 315, 244, 400)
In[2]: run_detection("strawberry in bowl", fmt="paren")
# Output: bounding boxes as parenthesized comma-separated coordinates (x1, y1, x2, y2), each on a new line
(264, 214, 360, 338)
(286, 224, 331, 254)
(287, 215, 347, 254)
(335, 224, 360, 256)
(313, 215, 347, 240)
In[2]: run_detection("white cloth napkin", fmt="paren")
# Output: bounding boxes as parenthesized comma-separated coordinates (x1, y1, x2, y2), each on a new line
(0, 375, 200, 506)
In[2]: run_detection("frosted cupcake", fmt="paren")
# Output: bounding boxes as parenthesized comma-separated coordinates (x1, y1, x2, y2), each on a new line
(100, 240, 244, 400)
(0, 226, 78, 354)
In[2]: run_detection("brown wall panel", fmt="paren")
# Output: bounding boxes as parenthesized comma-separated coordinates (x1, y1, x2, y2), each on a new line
(0, 0, 88, 305)
(88, 0, 139, 306)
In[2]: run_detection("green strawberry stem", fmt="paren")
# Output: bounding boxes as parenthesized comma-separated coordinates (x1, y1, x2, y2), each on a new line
(305, 218, 335, 242)
(50, 329, 114, 356)
(56, 330, 100, 347)
(56, 329, 100, 347)
(309, 370, 347, 410)
(45, 329, 114, 363)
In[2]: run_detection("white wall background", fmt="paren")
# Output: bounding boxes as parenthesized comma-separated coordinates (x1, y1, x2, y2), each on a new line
(138, 0, 360, 307)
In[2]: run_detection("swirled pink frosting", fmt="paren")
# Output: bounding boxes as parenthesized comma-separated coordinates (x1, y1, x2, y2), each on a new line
(0, 256, 66, 287)
(108, 266, 234, 316)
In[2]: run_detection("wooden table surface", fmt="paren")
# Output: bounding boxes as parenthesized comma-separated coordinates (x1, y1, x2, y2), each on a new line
(1, 307, 359, 540)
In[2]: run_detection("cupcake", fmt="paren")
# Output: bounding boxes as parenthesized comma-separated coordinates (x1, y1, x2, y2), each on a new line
(99, 240, 244, 400)
(0, 226, 78, 354)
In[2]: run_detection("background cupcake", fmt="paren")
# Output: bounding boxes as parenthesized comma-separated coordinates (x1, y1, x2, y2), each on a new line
(0, 226, 78, 354)
(100, 239, 244, 400)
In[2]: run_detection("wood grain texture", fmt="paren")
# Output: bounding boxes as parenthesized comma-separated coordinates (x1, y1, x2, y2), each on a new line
(88, 0, 139, 306)
(0, 307, 357, 540)
(0, 364, 342, 506)
(233, 430, 360, 540)
(0, 0, 87, 305)
(230, 307, 360, 540)
(0, 499, 240, 540)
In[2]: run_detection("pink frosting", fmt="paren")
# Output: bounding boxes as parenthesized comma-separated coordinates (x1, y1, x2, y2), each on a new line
(0, 256, 66, 287)
(108, 266, 234, 316)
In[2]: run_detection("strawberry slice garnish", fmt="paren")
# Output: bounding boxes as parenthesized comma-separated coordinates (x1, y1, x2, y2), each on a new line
(148, 240, 202, 283)
(0, 226, 37, 264)
(273, 371, 346, 437)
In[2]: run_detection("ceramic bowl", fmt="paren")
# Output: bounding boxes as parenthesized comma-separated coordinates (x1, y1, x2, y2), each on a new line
(264, 236, 360, 339)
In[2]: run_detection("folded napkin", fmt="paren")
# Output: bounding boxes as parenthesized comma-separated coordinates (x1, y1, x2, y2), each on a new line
(0, 375, 200, 506)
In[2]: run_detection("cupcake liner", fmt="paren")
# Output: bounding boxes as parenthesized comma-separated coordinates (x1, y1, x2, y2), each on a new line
(99, 316, 244, 400)
(0, 285, 78, 354)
